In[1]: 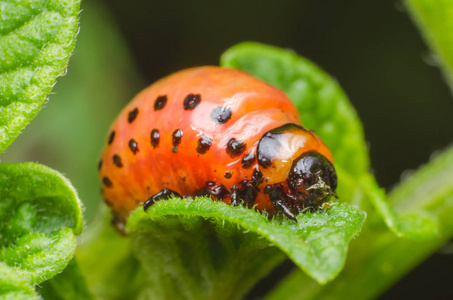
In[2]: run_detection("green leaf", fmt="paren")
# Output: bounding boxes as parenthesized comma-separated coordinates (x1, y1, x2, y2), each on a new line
(0, 162, 83, 285)
(405, 0, 453, 93)
(267, 146, 453, 300)
(126, 197, 364, 299)
(0, 0, 81, 153)
(36, 259, 94, 300)
(0, 262, 40, 300)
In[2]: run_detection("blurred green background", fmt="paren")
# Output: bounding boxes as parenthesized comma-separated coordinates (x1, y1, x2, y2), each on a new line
(1, 0, 452, 298)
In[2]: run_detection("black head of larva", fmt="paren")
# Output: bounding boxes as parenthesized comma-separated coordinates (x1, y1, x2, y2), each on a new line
(154, 95, 167, 111)
(287, 151, 337, 206)
(183, 94, 201, 110)
(210, 106, 232, 124)
(226, 138, 246, 157)
(128, 108, 139, 123)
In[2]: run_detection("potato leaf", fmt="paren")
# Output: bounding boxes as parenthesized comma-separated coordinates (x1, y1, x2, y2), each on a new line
(0, 163, 83, 285)
(0, 0, 81, 153)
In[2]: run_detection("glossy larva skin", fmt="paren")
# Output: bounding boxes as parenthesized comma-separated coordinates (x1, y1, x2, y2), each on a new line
(99, 66, 335, 222)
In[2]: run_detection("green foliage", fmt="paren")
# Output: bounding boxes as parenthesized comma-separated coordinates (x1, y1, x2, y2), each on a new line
(0, 163, 83, 285)
(0, 262, 40, 300)
(77, 207, 144, 300)
(37, 259, 94, 300)
(0, 0, 81, 153)
(406, 0, 453, 93)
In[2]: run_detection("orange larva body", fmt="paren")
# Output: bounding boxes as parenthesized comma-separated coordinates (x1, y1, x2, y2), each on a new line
(99, 66, 336, 223)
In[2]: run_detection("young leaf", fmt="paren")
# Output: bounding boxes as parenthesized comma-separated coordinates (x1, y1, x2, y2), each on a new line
(0, 263, 40, 300)
(405, 0, 453, 93)
(0, 162, 83, 285)
(126, 197, 364, 299)
(36, 259, 94, 300)
(361, 174, 439, 240)
(0, 0, 81, 153)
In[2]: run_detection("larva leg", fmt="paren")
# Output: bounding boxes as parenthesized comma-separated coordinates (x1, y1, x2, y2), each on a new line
(144, 188, 181, 211)
(230, 185, 240, 206)
(240, 182, 258, 208)
(269, 186, 297, 222)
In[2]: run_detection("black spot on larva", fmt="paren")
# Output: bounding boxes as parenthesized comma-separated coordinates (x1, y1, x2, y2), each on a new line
(128, 108, 139, 123)
(197, 136, 212, 154)
(226, 138, 246, 157)
(210, 106, 232, 124)
(206, 181, 215, 187)
(224, 171, 232, 179)
(113, 154, 123, 168)
(98, 160, 102, 170)
(172, 129, 183, 147)
(150, 129, 160, 148)
(154, 95, 168, 111)
(102, 176, 112, 187)
(252, 168, 264, 186)
(241, 152, 256, 168)
(104, 199, 113, 207)
(108, 131, 115, 145)
(128, 139, 139, 154)
(183, 93, 201, 110)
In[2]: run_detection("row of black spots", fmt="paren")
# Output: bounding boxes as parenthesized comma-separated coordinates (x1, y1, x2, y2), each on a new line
(241, 152, 256, 168)
(154, 95, 167, 111)
(108, 131, 115, 145)
(172, 129, 183, 153)
(151, 129, 160, 148)
(226, 138, 246, 157)
(128, 108, 139, 123)
(102, 176, 113, 187)
(210, 106, 232, 124)
(113, 154, 123, 168)
(197, 136, 212, 154)
(183, 93, 201, 110)
(128, 139, 139, 154)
